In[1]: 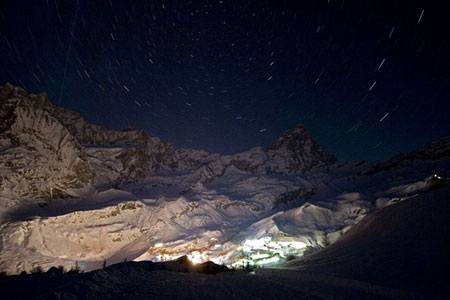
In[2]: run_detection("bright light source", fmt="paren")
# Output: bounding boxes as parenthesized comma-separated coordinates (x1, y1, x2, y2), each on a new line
(243, 237, 271, 252)
(236, 236, 308, 267)
(154, 243, 164, 248)
(187, 251, 206, 264)
(256, 256, 280, 265)
(251, 253, 270, 260)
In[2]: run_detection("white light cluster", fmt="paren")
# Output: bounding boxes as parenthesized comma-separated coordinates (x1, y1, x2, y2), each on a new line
(251, 253, 270, 260)
(242, 237, 271, 252)
(256, 256, 280, 265)
(187, 251, 208, 264)
(234, 236, 308, 267)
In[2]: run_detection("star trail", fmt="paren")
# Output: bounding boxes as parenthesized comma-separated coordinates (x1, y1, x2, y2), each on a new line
(1, 0, 449, 161)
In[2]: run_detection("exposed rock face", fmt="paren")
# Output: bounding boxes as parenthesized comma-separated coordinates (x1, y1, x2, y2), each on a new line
(0, 84, 182, 199)
(0, 84, 94, 200)
(267, 125, 337, 174)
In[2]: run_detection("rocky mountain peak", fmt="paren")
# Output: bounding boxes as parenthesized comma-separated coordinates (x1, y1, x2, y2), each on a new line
(269, 124, 312, 152)
(0, 83, 95, 200)
(267, 124, 337, 173)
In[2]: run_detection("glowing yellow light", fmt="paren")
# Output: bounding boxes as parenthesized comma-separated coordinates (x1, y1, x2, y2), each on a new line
(154, 243, 164, 248)
(187, 251, 205, 264)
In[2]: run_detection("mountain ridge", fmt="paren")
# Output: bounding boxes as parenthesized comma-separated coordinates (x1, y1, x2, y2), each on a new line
(0, 83, 449, 275)
(0, 83, 337, 201)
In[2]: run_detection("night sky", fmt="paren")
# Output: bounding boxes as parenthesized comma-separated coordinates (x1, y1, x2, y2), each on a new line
(1, 1, 449, 162)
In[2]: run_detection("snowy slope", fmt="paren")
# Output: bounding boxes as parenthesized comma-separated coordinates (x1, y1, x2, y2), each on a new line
(279, 187, 450, 298)
(0, 260, 429, 300)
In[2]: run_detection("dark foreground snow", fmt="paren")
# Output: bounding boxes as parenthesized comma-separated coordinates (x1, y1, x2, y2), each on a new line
(280, 187, 450, 299)
(0, 264, 429, 300)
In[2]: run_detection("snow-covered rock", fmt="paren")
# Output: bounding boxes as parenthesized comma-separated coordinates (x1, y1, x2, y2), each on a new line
(0, 83, 449, 274)
(0, 84, 93, 202)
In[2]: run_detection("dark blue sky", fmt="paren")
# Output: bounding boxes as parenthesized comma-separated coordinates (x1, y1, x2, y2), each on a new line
(1, 0, 449, 161)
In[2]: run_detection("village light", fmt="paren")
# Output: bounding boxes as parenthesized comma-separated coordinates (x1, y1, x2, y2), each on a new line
(188, 251, 206, 264)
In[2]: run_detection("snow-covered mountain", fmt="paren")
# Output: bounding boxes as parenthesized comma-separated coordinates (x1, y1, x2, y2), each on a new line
(279, 187, 450, 298)
(0, 83, 449, 275)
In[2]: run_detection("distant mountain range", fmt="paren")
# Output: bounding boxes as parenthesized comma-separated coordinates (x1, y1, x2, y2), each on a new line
(0, 83, 449, 275)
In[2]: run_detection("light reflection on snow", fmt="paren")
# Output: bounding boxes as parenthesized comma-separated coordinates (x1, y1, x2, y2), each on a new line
(256, 256, 280, 265)
(154, 253, 184, 262)
(242, 237, 271, 252)
(149, 236, 308, 267)
(232, 236, 308, 267)
(187, 251, 207, 264)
